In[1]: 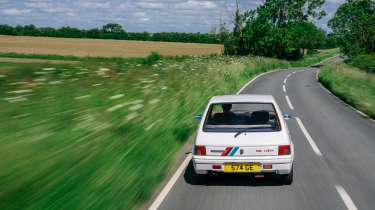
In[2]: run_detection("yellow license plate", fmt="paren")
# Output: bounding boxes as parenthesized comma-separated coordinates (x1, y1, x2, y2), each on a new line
(224, 163, 261, 173)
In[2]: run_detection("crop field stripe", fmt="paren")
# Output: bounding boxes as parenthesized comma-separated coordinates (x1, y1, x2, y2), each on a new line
(0, 35, 223, 57)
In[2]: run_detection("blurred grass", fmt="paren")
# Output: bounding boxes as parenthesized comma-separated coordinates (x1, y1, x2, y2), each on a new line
(319, 62, 375, 119)
(0, 52, 82, 61)
(0, 49, 337, 210)
(349, 54, 375, 73)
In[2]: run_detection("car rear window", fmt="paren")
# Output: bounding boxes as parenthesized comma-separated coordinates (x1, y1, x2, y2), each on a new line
(203, 103, 281, 132)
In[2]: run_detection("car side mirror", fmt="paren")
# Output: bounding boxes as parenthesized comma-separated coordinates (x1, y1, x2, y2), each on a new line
(195, 114, 203, 121)
(283, 113, 292, 120)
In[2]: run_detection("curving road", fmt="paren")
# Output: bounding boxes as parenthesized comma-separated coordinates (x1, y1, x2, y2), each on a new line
(151, 65, 375, 210)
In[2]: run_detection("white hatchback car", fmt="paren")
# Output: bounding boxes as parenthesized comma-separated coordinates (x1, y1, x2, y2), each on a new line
(192, 94, 294, 184)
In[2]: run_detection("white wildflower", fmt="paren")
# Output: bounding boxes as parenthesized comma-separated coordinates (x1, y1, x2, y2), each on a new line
(109, 94, 124, 100)
(145, 122, 158, 131)
(124, 112, 139, 122)
(140, 80, 154, 84)
(149, 99, 160, 105)
(106, 99, 144, 112)
(129, 104, 144, 111)
(7, 89, 33, 94)
(49, 80, 63, 85)
(99, 68, 110, 72)
(142, 84, 152, 89)
(75, 95, 91, 100)
(34, 78, 47, 82)
(34, 71, 49, 75)
(9, 81, 28, 85)
(8, 97, 28, 103)
(42, 67, 56, 71)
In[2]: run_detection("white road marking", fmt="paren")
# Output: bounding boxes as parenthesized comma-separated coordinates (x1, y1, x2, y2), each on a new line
(285, 95, 294, 110)
(148, 154, 192, 210)
(335, 185, 358, 210)
(286, 73, 292, 78)
(283, 77, 288, 84)
(296, 117, 323, 156)
(283, 85, 286, 93)
(237, 70, 280, 94)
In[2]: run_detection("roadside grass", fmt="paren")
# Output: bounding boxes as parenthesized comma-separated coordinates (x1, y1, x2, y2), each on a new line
(319, 62, 375, 119)
(349, 54, 375, 73)
(0, 49, 337, 210)
(0, 52, 82, 61)
(290, 48, 339, 67)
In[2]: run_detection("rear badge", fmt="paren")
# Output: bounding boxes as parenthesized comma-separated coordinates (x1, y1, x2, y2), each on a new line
(240, 149, 244, 155)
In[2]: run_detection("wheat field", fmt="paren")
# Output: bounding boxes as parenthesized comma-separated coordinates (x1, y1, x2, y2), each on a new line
(0, 35, 223, 57)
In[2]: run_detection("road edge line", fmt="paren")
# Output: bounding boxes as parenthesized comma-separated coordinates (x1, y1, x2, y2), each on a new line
(335, 185, 358, 210)
(148, 154, 192, 210)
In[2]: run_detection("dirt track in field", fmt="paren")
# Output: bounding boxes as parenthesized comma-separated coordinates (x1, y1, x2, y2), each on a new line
(0, 35, 223, 57)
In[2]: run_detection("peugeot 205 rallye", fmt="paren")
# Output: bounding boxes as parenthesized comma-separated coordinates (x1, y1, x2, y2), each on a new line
(192, 94, 294, 184)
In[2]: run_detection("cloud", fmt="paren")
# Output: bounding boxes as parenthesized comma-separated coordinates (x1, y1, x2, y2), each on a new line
(76, 1, 111, 9)
(0, 0, 345, 32)
(2, 8, 32, 16)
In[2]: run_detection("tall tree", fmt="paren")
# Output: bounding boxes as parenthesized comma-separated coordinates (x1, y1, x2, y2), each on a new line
(329, 0, 375, 56)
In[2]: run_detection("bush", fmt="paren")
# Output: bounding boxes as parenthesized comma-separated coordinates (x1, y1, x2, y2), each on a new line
(350, 54, 375, 73)
(142, 51, 162, 65)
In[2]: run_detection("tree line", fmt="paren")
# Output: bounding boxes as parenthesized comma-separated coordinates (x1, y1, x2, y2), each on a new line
(224, 0, 374, 59)
(0, 23, 223, 44)
(224, 0, 336, 59)
(329, 0, 375, 56)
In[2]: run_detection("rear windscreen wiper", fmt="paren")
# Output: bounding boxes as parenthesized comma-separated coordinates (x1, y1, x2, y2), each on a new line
(234, 128, 249, 138)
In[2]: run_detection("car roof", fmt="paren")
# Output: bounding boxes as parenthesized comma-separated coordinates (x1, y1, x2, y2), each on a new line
(209, 94, 276, 104)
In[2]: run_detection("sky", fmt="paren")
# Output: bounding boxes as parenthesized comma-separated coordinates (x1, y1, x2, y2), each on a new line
(0, 0, 346, 33)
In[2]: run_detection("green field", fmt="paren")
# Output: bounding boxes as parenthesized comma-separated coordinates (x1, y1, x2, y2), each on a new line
(319, 61, 375, 119)
(0, 49, 338, 210)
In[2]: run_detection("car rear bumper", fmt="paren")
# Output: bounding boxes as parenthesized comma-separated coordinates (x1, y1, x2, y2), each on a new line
(192, 155, 293, 175)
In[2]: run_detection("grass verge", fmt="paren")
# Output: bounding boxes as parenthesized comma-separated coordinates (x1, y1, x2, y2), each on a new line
(0, 49, 338, 210)
(349, 54, 375, 73)
(319, 62, 375, 119)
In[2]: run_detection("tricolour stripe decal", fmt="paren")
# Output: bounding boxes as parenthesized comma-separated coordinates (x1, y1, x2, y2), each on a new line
(229, 147, 239, 156)
(221, 147, 232, 156)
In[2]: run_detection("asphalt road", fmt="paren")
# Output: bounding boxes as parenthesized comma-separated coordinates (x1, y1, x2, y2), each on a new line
(155, 66, 375, 210)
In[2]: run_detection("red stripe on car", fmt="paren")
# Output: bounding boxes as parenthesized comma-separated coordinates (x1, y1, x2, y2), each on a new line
(221, 147, 232, 156)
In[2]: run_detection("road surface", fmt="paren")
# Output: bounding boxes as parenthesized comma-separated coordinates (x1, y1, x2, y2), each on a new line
(153, 66, 375, 210)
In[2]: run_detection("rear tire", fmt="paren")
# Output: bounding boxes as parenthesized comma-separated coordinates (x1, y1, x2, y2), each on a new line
(279, 167, 293, 185)
(193, 172, 208, 184)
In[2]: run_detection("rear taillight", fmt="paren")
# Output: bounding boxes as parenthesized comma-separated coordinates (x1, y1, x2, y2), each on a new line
(278, 145, 291, 155)
(194, 145, 206, 156)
